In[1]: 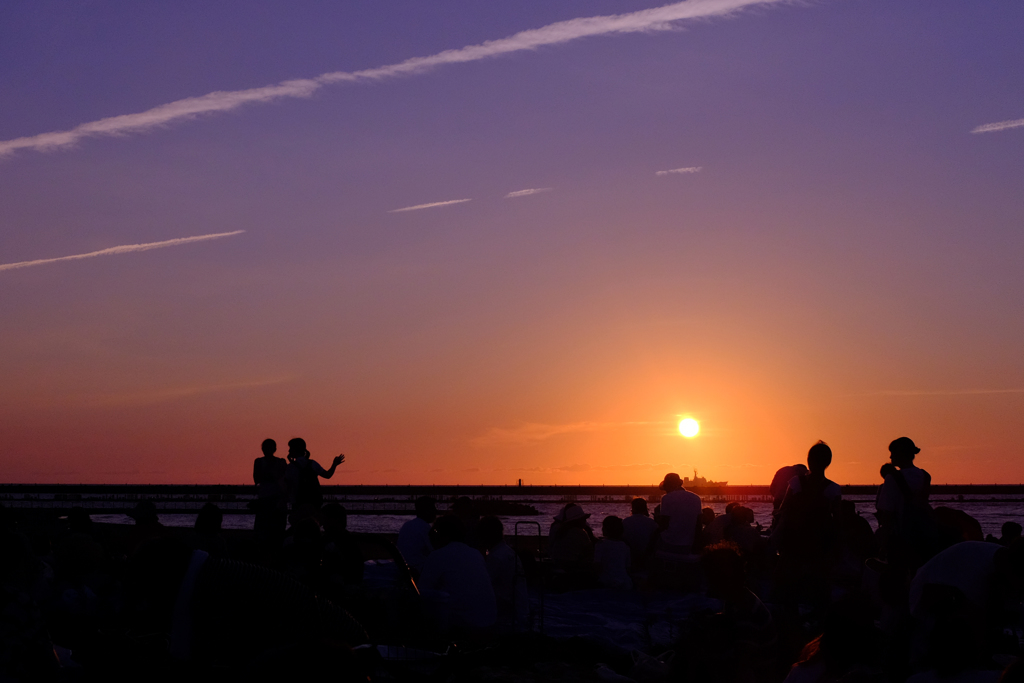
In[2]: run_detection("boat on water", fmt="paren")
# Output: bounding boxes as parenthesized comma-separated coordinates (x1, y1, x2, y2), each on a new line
(682, 470, 728, 487)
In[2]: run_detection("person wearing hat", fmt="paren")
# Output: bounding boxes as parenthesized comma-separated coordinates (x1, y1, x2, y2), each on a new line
(656, 473, 702, 553)
(876, 437, 931, 524)
(548, 503, 596, 575)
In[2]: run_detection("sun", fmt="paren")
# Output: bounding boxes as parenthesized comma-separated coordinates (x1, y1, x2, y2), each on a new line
(678, 418, 700, 438)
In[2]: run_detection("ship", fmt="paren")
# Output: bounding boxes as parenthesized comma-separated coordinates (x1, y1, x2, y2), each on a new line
(682, 470, 727, 487)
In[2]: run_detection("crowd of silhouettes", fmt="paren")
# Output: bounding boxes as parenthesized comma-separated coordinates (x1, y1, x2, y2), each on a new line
(4, 434, 1024, 681)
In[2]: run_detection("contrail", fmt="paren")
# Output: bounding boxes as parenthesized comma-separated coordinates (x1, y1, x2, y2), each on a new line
(971, 118, 1024, 134)
(0, 230, 244, 272)
(0, 0, 790, 158)
(388, 199, 471, 213)
(656, 166, 703, 175)
(505, 188, 553, 198)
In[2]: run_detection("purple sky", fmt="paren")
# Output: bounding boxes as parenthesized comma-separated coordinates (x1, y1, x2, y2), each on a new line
(1, 0, 1022, 485)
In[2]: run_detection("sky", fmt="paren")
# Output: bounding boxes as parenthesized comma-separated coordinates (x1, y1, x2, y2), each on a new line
(1, 0, 1022, 486)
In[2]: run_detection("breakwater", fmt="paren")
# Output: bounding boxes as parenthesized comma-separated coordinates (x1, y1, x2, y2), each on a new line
(2, 483, 1023, 515)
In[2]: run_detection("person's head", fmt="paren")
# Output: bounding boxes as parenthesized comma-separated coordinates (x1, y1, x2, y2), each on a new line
(602, 515, 625, 541)
(195, 503, 222, 534)
(561, 503, 591, 528)
(477, 515, 504, 549)
(1002, 521, 1023, 542)
(321, 503, 348, 534)
(888, 436, 920, 467)
(880, 462, 896, 480)
(724, 502, 739, 516)
(733, 506, 755, 526)
(414, 496, 437, 523)
(287, 438, 307, 461)
(701, 543, 745, 598)
(432, 514, 465, 549)
(660, 472, 683, 493)
(807, 440, 833, 474)
(631, 497, 649, 516)
(839, 500, 857, 518)
(700, 507, 716, 526)
(129, 500, 159, 527)
(261, 438, 276, 457)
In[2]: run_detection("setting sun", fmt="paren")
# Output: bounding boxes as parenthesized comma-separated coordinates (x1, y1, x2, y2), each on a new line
(678, 418, 700, 438)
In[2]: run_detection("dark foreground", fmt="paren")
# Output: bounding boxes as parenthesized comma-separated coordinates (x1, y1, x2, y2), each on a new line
(3, 496, 1024, 683)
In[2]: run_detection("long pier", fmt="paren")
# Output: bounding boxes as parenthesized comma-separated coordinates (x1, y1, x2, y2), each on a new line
(2, 483, 1023, 515)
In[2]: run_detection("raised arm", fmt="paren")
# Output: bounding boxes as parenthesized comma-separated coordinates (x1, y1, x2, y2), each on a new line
(321, 453, 346, 479)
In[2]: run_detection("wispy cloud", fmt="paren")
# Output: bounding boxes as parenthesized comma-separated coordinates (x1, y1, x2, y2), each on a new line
(0, 230, 244, 273)
(88, 376, 293, 407)
(656, 166, 703, 176)
(861, 389, 1024, 397)
(0, 0, 791, 158)
(388, 199, 471, 213)
(494, 462, 674, 473)
(971, 118, 1024, 134)
(505, 188, 553, 198)
(474, 420, 655, 446)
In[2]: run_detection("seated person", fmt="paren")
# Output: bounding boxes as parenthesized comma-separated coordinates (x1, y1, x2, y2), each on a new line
(397, 497, 436, 576)
(594, 516, 632, 590)
(478, 515, 528, 628)
(622, 498, 659, 565)
(419, 515, 497, 630)
(549, 504, 595, 572)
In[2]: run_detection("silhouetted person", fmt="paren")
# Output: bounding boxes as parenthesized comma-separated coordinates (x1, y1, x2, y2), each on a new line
(773, 441, 841, 609)
(784, 600, 880, 683)
(189, 503, 228, 558)
(252, 438, 288, 546)
(282, 517, 322, 584)
(549, 503, 595, 573)
(622, 497, 658, 566)
(478, 515, 528, 629)
(876, 436, 937, 567)
(656, 472, 702, 553)
(126, 500, 166, 555)
(770, 463, 808, 520)
(419, 515, 497, 632)
(284, 438, 344, 522)
(451, 496, 480, 548)
(397, 496, 436, 575)
(708, 502, 741, 544)
(1000, 521, 1022, 546)
(595, 516, 632, 590)
(321, 503, 363, 591)
(694, 506, 717, 551)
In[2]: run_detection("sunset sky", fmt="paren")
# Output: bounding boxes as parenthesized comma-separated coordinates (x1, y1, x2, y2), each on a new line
(1, 0, 1022, 485)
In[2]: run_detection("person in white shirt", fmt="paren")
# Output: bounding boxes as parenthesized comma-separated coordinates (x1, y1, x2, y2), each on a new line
(397, 497, 437, 576)
(622, 498, 658, 565)
(594, 516, 632, 590)
(418, 515, 497, 631)
(656, 473, 702, 552)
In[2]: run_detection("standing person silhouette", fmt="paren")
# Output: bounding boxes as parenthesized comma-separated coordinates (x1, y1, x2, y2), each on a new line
(656, 473, 702, 553)
(876, 436, 937, 568)
(252, 438, 288, 547)
(284, 438, 344, 523)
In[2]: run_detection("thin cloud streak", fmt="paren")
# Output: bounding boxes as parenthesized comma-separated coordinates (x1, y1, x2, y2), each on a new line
(0, 230, 245, 272)
(505, 188, 553, 198)
(971, 118, 1024, 134)
(388, 199, 472, 213)
(474, 420, 656, 446)
(0, 0, 790, 158)
(862, 389, 1024, 397)
(656, 166, 703, 175)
